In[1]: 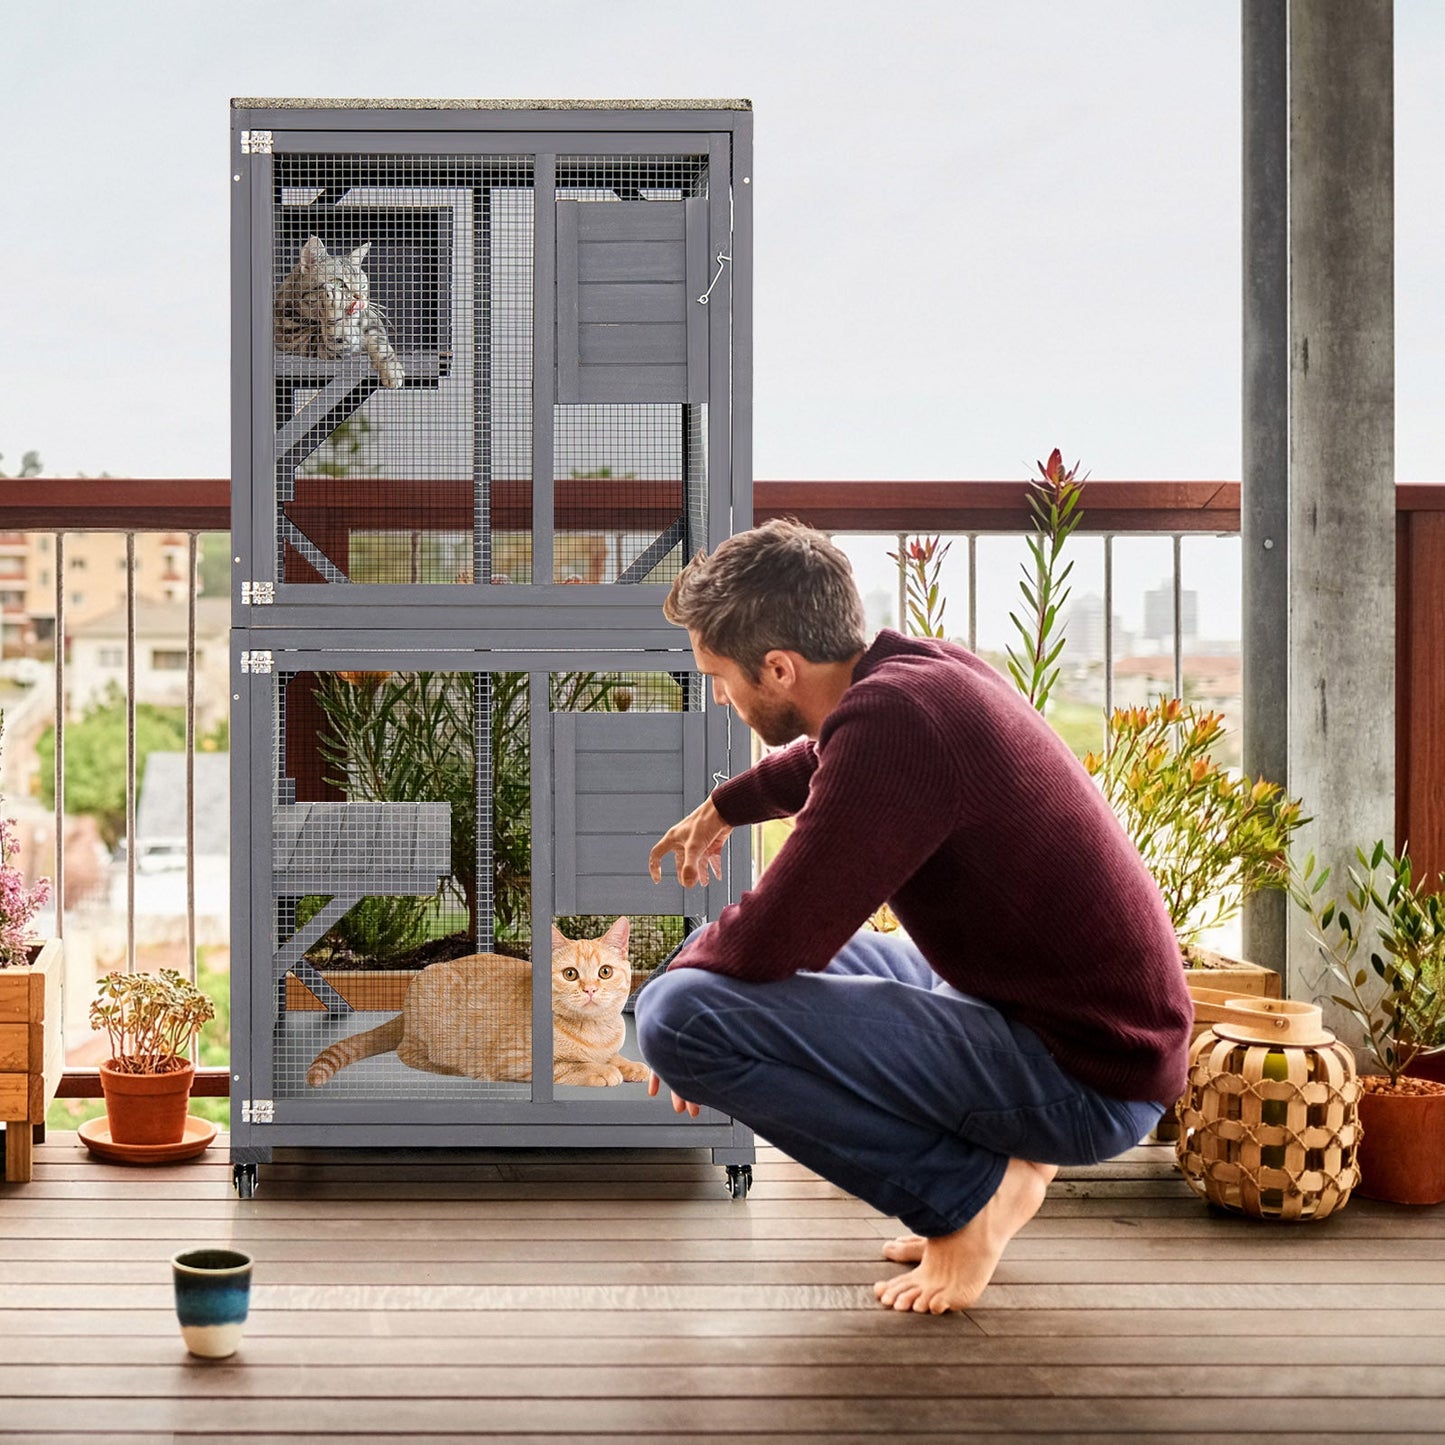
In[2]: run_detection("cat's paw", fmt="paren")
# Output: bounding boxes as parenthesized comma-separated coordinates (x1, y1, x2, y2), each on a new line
(615, 1056, 650, 1082)
(378, 357, 406, 389)
(575, 1066, 625, 1087)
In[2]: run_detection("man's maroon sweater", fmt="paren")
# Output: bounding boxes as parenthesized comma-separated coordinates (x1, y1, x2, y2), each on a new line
(671, 629, 1193, 1105)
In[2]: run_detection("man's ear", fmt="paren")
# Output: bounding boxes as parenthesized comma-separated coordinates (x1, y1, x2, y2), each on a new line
(759, 649, 801, 689)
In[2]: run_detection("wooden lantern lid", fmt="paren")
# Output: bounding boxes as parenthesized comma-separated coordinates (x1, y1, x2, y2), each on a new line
(1211, 996, 1335, 1047)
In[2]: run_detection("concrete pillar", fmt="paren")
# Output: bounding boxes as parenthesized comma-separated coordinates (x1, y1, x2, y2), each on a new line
(1285, 0, 1395, 1019)
(1241, 0, 1290, 976)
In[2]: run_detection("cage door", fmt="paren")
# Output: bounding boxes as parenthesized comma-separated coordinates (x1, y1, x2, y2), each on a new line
(553, 712, 706, 914)
(555, 198, 708, 404)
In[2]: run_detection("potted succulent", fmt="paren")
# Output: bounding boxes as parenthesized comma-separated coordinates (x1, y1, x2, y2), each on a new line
(89, 968, 215, 1146)
(1299, 842, 1445, 1205)
(0, 811, 58, 1184)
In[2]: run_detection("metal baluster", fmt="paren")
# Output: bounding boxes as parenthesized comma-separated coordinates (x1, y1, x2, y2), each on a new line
(52, 533, 65, 944)
(125, 533, 136, 975)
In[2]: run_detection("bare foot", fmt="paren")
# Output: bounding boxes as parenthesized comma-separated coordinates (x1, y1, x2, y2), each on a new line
(874, 1160, 1057, 1313)
(880, 1163, 1057, 1265)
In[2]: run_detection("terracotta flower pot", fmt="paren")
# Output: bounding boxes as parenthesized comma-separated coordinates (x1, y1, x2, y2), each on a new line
(1356, 1079, 1445, 1206)
(99, 1059, 196, 1146)
(1405, 1049, 1445, 1086)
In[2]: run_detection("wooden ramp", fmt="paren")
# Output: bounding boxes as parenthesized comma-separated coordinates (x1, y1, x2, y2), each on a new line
(2, 1133, 1444, 1440)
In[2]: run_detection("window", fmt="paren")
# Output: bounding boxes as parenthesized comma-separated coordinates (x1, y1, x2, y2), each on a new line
(151, 649, 187, 671)
(69, 556, 86, 571)
(38, 569, 49, 586)
(98, 646, 123, 667)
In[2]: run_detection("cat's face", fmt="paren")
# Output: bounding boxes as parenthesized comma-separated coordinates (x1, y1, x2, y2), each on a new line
(550, 917, 631, 1021)
(296, 236, 371, 324)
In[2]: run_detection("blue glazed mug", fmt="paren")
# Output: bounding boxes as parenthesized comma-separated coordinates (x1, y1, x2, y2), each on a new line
(171, 1248, 253, 1358)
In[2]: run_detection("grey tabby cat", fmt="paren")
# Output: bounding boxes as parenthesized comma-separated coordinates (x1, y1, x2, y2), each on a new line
(273, 236, 405, 388)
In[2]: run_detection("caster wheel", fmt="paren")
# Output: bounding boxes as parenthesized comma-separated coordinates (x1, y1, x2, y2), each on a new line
(232, 1163, 259, 1199)
(724, 1163, 752, 1201)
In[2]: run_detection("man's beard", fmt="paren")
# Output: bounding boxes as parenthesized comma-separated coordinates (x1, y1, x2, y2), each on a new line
(751, 699, 810, 748)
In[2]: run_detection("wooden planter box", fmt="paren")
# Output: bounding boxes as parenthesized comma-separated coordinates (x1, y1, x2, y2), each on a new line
(0, 938, 64, 1184)
(1183, 948, 1283, 1041)
(1154, 950, 1282, 1143)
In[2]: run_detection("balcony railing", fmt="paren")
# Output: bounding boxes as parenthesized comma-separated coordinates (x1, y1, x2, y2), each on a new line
(4, 477, 1442, 1101)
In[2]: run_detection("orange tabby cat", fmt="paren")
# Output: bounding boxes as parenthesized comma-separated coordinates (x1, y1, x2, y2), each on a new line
(305, 917, 649, 1087)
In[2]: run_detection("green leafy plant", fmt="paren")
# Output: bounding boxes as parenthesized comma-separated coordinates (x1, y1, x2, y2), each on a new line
(313, 669, 622, 952)
(1006, 448, 1086, 711)
(1084, 698, 1307, 950)
(37, 685, 227, 847)
(1298, 842, 1445, 1086)
(88, 968, 215, 1075)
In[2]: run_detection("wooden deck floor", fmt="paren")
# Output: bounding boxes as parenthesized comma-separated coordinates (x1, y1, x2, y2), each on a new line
(2, 1131, 1443, 1442)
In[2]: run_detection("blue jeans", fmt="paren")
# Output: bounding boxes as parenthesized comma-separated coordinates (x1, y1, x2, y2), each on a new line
(634, 930, 1164, 1236)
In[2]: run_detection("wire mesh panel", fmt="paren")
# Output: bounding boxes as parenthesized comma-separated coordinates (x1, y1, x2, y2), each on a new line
(553, 154, 709, 584)
(549, 670, 695, 1103)
(270, 666, 532, 1102)
(272, 154, 534, 586)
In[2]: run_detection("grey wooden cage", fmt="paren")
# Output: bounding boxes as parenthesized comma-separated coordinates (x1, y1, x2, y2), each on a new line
(229, 100, 754, 1198)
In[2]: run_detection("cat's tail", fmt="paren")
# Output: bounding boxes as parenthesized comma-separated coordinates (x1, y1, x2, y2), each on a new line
(306, 1014, 405, 1086)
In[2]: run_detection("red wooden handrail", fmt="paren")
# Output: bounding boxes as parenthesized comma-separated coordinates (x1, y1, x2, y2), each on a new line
(6, 477, 1443, 533)
(0, 477, 1251, 533)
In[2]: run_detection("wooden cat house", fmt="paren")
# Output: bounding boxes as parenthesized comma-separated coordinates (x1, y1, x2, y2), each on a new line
(229, 99, 754, 1199)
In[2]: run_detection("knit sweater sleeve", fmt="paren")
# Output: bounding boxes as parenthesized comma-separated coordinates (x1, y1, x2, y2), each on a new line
(670, 686, 960, 982)
(709, 738, 818, 825)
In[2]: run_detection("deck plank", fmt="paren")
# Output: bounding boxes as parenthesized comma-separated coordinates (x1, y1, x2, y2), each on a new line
(0, 1131, 1441, 1440)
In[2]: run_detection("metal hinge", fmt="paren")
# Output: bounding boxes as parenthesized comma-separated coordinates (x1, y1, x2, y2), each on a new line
(240, 129, 273, 155)
(241, 1099, 275, 1124)
(240, 650, 273, 675)
(242, 581, 274, 605)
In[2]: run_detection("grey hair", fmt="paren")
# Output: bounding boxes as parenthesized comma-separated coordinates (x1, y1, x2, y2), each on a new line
(663, 519, 867, 678)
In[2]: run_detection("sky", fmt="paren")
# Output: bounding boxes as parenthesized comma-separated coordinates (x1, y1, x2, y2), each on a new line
(1, 1, 1440, 637)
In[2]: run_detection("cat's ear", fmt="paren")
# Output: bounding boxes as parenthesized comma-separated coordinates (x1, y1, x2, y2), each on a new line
(349, 242, 372, 267)
(299, 236, 328, 271)
(601, 916, 631, 955)
(550, 925, 570, 951)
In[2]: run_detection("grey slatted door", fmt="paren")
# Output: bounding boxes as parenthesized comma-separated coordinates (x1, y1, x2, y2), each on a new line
(555, 198, 708, 404)
(553, 712, 707, 914)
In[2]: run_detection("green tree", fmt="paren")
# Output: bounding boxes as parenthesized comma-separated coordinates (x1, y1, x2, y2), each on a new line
(36, 686, 226, 847)
(196, 532, 231, 600)
(0, 450, 42, 478)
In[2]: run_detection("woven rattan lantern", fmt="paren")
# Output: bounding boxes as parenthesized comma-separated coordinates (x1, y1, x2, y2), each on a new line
(1176, 995, 1361, 1221)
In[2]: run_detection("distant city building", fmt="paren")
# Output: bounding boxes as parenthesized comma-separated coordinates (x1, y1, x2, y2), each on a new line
(135, 751, 231, 859)
(862, 586, 897, 639)
(1143, 581, 1199, 649)
(0, 531, 206, 658)
(1063, 593, 1129, 665)
(67, 597, 229, 725)
(1112, 653, 1243, 712)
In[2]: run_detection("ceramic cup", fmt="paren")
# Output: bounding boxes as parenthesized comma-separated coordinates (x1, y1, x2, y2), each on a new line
(171, 1248, 253, 1358)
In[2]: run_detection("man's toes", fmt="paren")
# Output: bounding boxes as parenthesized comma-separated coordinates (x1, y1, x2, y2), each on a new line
(891, 1286, 922, 1312)
(874, 1269, 917, 1307)
(881, 1234, 926, 1263)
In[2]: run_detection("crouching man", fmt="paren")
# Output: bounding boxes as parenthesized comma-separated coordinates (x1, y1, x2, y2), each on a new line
(635, 519, 1191, 1314)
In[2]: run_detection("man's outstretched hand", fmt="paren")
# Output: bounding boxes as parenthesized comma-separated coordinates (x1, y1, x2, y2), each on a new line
(647, 1070, 701, 1118)
(649, 796, 732, 888)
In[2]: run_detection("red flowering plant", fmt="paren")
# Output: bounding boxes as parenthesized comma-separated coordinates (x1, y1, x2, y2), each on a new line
(1006, 448, 1086, 712)
(1084, 697, 1307, 955)
(887, 535, 952, 640)
(0, 715, 51, 968)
